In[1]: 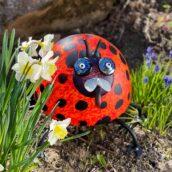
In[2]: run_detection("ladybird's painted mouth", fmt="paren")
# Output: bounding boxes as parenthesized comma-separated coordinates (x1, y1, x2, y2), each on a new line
(84, 77, 111, 107)
(84, 78, 111, 92)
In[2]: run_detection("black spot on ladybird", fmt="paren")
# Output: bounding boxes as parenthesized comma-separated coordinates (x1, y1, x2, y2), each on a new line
(66, 50, 78, 68)
(79, 121, 87, 126)
(30, 95, 36, 109)
(102, 116, 111, 123)
(96, 116, 111, 125)
(59, 36, 74, 46)
(64, 43, 77, 52)
(115, 99, 123, 109)
(114, 83, 122, 95)
(54, 51, 61, 58)
(75, 100, 88, 111)
(120, 53, 127, 64)
(43, 104, 48, 111)
(56, 113, 65, 120)
(79, 50, 86, 58)
(58, 99, 67, 108)
(34, 92, 38, 100)
(100, 42, 106, 49)
(58, 73, 68, 84)
(126, 71, 130, 80)
(128, 93, 130, 100)
(40, 84, 45, 92)
(78, 38, 85, 44)
(100, 101, 107, 109)
(109, 45, 117, 55)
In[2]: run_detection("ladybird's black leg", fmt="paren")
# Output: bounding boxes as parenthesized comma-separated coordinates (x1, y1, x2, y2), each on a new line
(114, 118, 143, 157)
(37, 128, 49, 159)
(37, 128, 50, 147)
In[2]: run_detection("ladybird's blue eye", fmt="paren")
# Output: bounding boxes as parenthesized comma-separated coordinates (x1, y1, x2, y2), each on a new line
(74, 58, 92, 76)
(99, 58, 115, 75)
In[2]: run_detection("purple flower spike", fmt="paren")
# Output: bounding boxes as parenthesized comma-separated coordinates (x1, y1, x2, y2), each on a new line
(169, 50, 172, 59)
(145, 53, 149, 60)
(155, 65, 160, 72)
(143, 76, 148, 83)
(169, 77, 172, 85)
(146, 60, 151, 67)
(151, 52, 156, 61)
(164, 75, 169, 82)
(164, 76, 170, 86)
(147, 47, 152, 54)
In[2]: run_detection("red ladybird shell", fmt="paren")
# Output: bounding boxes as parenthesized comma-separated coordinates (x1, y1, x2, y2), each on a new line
(36, 34, 132, 126)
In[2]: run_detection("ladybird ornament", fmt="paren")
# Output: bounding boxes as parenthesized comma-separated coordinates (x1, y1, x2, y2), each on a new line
(37, 34, 131, 126)
(36, 34, 143, 157)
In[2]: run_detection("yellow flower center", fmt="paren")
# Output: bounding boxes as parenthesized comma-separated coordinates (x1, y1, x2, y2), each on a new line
(37, 41, 45, 48)
(20, 63, 33, 77)
(48, 63, 57, 75)
(21, 44, 29, 51)
(53, 125, 67, 139)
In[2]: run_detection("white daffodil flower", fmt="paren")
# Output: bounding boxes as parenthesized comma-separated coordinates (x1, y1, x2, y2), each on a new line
(28, 42, 38, 57)
(21, 37, 38, 57)
(38, 34, 54, 58)
(40, 51, 59, 81)
(0, 164, 4, 171)
(12, 52, 42, 83)
(48, 118, 71, 145)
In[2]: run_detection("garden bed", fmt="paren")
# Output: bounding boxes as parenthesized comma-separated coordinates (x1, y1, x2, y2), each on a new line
(0, 0, 172, 172)
(33, 1, 172, 171)
(34, 121, 172, 172)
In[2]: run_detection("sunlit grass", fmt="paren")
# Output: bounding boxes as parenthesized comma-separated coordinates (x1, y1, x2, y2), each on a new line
(131, 47, 172, 135)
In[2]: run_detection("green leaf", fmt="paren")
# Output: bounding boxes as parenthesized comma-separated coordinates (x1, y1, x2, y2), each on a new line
(61, 131, 91, 142)
(96, 154, 106, 168)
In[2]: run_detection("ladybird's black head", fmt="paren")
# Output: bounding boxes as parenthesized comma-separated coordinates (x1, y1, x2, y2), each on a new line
(73, 39, 115, 108)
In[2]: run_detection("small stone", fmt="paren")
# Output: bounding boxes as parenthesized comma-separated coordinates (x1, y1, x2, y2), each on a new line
(133, 126, 146, 137)
(167, 160, 172, 170)
(157, 162, 166, 171)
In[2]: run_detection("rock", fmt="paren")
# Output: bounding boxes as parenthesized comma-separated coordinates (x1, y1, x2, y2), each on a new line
(3, 0, 115, 38)
(167, 160, 172, 170)
(133, 126, 146, 137)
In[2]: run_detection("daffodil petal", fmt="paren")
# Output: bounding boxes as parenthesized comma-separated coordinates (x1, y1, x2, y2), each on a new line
(18, 52, 29, 65)
(48, 131, 58, 145)
(44, 34, 54, 42)
(52, 56, 59, 63)
(43, 51, 54, 61)
(0, 163, 4, 171)
(52, 118, 71, 127)
(12, 63, 20, 71)
(38, 49, 44, 58)
(31, 64, 42, 80)
(41, 73, 52, 81)
(15, 73, 23, 81)
(60, 118, 71, 128)
(50, 119, 58, 131)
